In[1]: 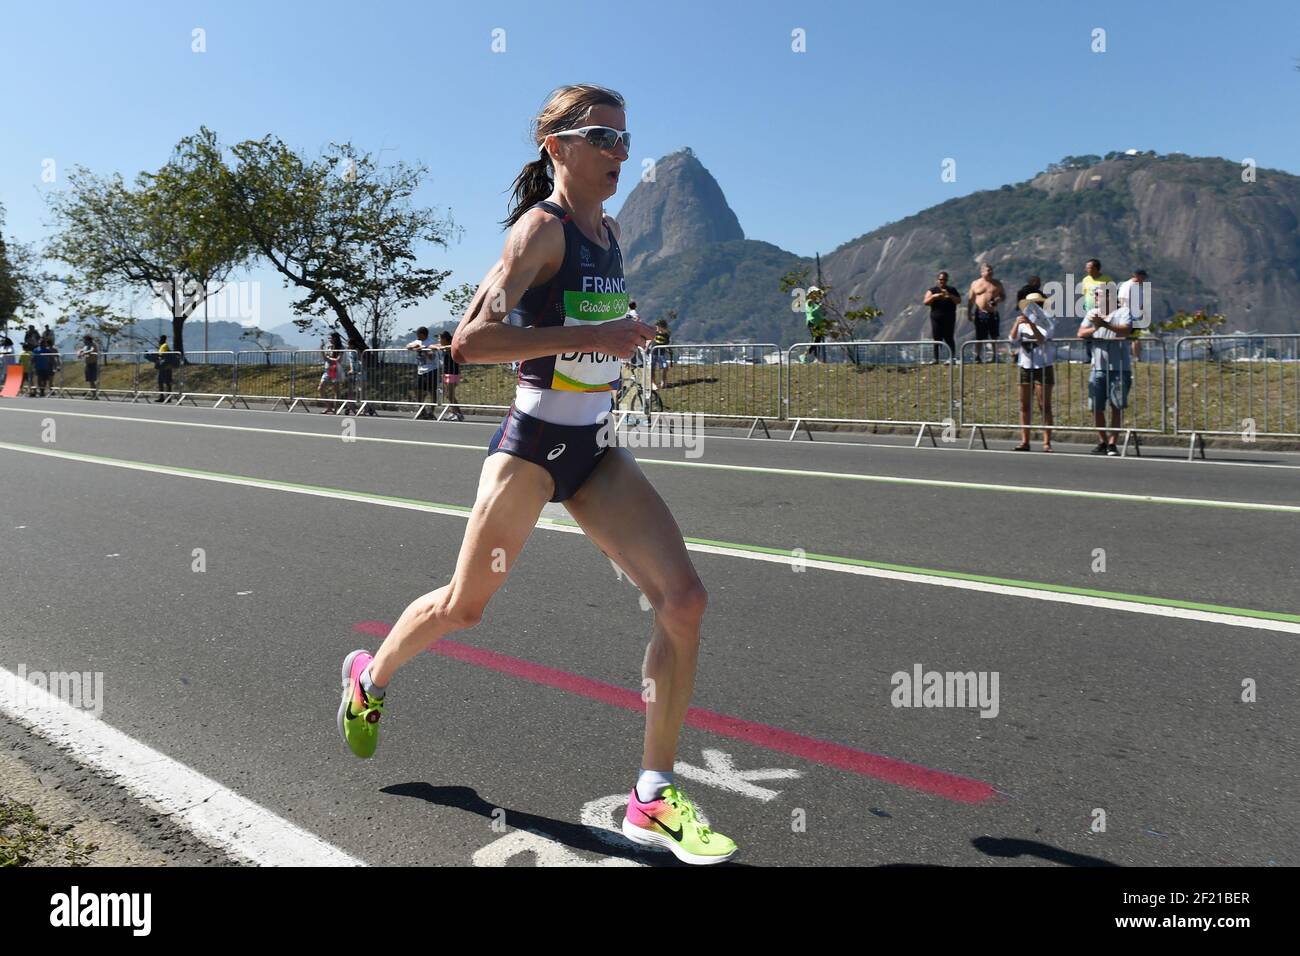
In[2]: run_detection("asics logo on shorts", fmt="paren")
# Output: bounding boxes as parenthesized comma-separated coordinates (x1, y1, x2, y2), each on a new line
(547, 443, 567, 460)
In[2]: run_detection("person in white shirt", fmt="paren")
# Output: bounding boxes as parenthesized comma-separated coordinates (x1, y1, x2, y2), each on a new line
(405, 326, 440, 418)
(1009, 292, 1056, 451)
(1118, 268, 1149, 359)
(1078, 296, 1133, 455)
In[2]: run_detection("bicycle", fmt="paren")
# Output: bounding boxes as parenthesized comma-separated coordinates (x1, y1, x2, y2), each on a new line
(614, 350, 663, 424)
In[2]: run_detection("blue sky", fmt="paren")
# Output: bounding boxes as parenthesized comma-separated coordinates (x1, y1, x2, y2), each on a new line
(3, 0, 1298, 334)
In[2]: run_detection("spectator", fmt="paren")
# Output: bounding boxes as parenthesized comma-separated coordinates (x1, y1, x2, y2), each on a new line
(32, 335, 60, 397)
(18, 343, 32, 394)
(805, 286, 828, 362)
(1078, 259, 1114, 315)
(1078, 298, 1133, 455)
(152, 334, 174, 402)
(626, 299, 640, 322)
(318, 331, 345, 413)
(1118, 268, 1149, 359)
(1078, 258, 1114, 363)
(966, 263, 1005, 363)
(439, 330, 463, 421)
(1014, 275, 1044, 309)
(22, 325, 40, 352)
(0, 337, 15, 382)
(651, 317, 672, 389)
(1009, 292, 1056, 452)
(923, 271, 960, 364)
(406, 326, 439, 417)
(78, 335, 100, 399)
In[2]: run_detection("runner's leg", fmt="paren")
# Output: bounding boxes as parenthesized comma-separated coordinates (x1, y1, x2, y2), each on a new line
(368, 452, 553, 686)
(561, 448, 706, 771)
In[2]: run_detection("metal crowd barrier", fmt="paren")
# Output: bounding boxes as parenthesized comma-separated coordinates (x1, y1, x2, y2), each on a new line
(87, 351, 141, 400)
(19, 335, 1298, 460)
(430, 347, 514, 419)
(784, 340, 955, 444)
(286, 349, 362, 413)
(233, 349, 298, 409)
(171, 350, 237, 406)
(1174, 334, 1300, 459)
(958, 336, 1167, 456)
(643, 343, 780, 437)
(350, 347, 436, 417)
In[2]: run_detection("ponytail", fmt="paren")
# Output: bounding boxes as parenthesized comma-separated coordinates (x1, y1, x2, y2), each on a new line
(502, 155, 554, 229)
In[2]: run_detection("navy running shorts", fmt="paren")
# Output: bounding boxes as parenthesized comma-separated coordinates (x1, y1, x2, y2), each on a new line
(487, 404, 609, 502)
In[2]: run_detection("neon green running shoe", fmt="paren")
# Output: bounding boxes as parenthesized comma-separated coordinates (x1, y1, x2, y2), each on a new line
(337, 649, 384, 758)
(622, 784, 738, 865)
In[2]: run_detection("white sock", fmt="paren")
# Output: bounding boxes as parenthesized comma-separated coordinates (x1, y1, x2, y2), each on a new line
(360, 666, 385, 700)
(635, 769, 674, 803)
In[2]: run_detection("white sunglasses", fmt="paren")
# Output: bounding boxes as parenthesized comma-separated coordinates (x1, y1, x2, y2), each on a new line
(540, 126, 631, 153)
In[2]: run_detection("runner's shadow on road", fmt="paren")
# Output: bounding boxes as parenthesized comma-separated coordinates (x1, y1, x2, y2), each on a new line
(972, 836, 1120, 867)
(383, 783, 749, 867)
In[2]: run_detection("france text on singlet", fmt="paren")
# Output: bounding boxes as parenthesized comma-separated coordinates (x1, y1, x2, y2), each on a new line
(508, 200, 628, 425)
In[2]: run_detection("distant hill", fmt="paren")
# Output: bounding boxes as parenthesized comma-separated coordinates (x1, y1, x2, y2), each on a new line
(619, 150, 1300, 343)
(56, 318, 289, 354)
(825, 153, 1300, 339)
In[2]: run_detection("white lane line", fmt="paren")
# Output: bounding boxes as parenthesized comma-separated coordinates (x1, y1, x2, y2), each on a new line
(3, 440, 1297, 634)
(0, 664, 364, 867)
(2, 406, 1296, 512)
(8, 400, 1300, 473)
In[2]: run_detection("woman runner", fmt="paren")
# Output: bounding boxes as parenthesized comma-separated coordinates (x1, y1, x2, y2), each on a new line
(336, 84, 737, 864)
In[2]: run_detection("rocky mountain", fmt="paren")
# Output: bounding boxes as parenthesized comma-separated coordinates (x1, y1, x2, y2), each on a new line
(826, 154, 1300, 340)
(616, 148, 744, 273)
(618, 150, 1300, 343)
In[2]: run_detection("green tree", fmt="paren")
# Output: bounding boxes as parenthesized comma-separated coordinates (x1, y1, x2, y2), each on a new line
(0, 204, 50, 334)
(442, 282, 478, 321)
(69, 303, 134, 354)
(46, 143, 251, 356)
(239, 326, 281, 363)
(1159, 309, 1227, 336)
(778, 266, 883, 341)
(186, 127, 458, 354)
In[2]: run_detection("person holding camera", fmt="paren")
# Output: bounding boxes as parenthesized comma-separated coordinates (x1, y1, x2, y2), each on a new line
(1078, 287, 1132, 456)
(1009, 292, 1055, 452)
(923, 271, 960, 363)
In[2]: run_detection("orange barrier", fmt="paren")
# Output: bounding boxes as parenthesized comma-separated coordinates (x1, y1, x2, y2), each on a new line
(1, 365, 21, 398)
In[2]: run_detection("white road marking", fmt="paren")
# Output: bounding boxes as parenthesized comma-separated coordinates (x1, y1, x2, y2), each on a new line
(3, 405, 1297, 509)
(2, 440, 1297, 634)
(0, 663, 363, 867)
(674, 749, 801, 802)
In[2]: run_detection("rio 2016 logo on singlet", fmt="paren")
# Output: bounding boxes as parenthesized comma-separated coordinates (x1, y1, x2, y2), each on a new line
(554, 283, 628, 392)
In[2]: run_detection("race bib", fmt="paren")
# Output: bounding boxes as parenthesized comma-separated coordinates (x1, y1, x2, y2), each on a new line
(552, 290, 628, 392)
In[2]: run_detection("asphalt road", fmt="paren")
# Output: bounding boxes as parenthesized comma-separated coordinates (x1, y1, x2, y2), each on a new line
(1, 396, 1296, 866)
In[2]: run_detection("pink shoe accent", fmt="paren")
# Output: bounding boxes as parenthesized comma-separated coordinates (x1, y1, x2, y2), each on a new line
(625, 788, 665, 829)
(349, 651, 374, 713)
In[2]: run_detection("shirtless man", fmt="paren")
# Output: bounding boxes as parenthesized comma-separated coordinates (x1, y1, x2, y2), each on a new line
(966, 263, 1005, 364)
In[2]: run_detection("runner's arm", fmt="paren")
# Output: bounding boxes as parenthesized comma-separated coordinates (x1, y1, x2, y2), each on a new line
(453, 211, 651, 365)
